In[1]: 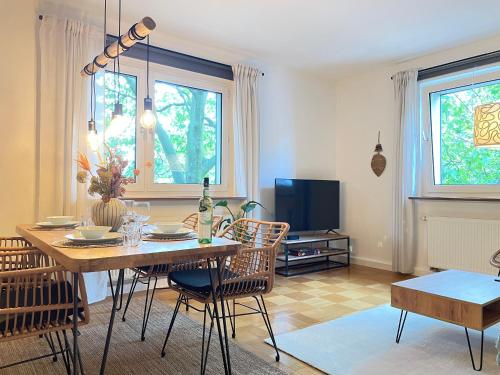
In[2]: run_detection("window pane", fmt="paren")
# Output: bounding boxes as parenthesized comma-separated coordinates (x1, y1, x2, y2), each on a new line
(430, 80, 500, 185)
(153, 80, 222, 184)
(96, 71, 137, 178)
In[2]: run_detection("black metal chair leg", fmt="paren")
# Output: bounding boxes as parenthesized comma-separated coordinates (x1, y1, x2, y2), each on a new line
(225, 299, 235, 339)
(56, 331, 71, 375)
(207, 260, 229, 374)
(108, 270, 125, 312)
(122, 273, 139, 322)
(395, 310, 408, 344)
(201, 304, 214, 375)
(44, 333, 58, 362)
(161, 295, 182, 357)
(255, 296, 280, 361)
(63, 330, 85, 375)
(465, 328, 484, 371)
(186, 297, 190, 311)
(141, 276, 158, 341)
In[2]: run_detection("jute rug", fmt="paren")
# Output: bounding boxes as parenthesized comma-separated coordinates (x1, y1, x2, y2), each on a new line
(266, 304, 499, 374)
(1, 296, 287, 374)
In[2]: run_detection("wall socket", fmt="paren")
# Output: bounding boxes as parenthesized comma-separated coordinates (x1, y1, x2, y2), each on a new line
(377, 241, 383, 248)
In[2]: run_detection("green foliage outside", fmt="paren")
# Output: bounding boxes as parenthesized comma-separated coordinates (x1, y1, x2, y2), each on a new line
(97, 71, 221, 185)
(437, 82, 500, 185)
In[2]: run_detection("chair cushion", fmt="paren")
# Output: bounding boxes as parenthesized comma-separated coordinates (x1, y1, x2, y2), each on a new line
(0, 281, 82, 334)
(170, 268, 238, 294)
(170, 268, 267, 296)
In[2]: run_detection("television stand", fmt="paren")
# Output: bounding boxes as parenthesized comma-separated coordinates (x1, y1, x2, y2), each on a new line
(275, 233, 350, 277)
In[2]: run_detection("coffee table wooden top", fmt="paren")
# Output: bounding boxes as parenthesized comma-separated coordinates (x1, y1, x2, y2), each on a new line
(392, 270, 500, 306)
(16, 224, 242, 273)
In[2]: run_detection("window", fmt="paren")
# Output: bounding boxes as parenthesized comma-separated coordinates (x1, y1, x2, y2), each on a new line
(421, 67, 500, 193)
(94, 58, 233, 198)
(153, 81, 222, 185)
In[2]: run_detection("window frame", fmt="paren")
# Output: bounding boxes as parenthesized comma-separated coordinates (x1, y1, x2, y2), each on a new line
(420, 64, 500, 196)
(101, 57, 235, 199)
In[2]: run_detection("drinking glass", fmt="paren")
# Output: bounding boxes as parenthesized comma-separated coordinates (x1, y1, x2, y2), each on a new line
(122, 199, 136, 224)
(121, 221, 142, 247)
(133, 201, 151, 224)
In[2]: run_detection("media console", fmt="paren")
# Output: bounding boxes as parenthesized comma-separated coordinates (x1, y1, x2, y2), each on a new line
(275, 233, 350, 277)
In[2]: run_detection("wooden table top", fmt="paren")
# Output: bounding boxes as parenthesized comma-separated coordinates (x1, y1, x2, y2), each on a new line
(17, 224, 241, 273)
(392, 270, 500, 306)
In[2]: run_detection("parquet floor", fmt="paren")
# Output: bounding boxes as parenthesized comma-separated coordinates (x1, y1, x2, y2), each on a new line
(154, 265, 412, 374)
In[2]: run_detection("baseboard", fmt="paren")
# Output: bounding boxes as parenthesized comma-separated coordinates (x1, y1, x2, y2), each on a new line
(350, 256, 431, 276)
(350, 256, 392, 271)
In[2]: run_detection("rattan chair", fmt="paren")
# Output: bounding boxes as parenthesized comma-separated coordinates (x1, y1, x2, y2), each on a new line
(0, 236, 36, 251)
(491, 249, 500, 277)
(0, 249, 89, 374)
(161, 218, 289, 372)
(121, 213, 223, 341)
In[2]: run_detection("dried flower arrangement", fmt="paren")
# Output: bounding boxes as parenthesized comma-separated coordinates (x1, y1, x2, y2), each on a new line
(76, 145, 139, 203)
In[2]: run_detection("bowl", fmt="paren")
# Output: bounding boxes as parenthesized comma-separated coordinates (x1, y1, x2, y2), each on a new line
(153, 222, 185, 234)
(76, 226, 112, 240)
(47, 216, 74, 225)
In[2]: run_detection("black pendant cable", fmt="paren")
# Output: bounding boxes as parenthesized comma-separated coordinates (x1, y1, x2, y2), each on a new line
(111, 0, 124, 125)
(140, 34, 157, 129)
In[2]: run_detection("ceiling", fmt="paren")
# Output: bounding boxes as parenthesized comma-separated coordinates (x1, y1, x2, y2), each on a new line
(48, 0, 500, 79)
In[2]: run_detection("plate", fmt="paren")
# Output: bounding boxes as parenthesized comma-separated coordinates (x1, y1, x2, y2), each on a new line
(36, 221, 79, 228)
(148, 228, 194, 238)
(65, 232, 122, 243)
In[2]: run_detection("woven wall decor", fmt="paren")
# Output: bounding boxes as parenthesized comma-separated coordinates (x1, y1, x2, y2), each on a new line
(371, 131, 386, 177)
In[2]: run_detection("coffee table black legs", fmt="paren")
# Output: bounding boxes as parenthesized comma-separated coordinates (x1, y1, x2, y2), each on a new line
(395, 310, 485, 371)
(100, 269, 125, 375)
(465, 328, 484, 371)
(395, 310, 407, 344)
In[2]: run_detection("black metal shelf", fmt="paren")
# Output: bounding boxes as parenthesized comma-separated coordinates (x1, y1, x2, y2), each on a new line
(275, 234, 350, 277)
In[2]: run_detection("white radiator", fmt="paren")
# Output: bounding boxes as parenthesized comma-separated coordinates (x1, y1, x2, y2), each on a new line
(427, 217, 500, 275)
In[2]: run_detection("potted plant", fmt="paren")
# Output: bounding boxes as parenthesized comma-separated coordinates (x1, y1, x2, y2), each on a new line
(214, 200, 264, 242)
(76, 146, 139, 231)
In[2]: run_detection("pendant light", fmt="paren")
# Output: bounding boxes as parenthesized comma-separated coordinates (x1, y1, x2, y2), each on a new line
(140, 35, 157, 129)
(110, 0, 127, 128)
(87, 74, 100, 151)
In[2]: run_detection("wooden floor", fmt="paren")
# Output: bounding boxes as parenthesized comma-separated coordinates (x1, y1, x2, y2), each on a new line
(154, 265, 411, 374)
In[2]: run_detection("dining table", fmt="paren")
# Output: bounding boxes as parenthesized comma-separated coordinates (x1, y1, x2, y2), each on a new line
(16, 224, 242, 375)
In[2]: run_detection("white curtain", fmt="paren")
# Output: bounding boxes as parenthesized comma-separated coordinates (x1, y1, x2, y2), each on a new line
(38, 16, 107, 303)
(233, 64, 261, 211)
(392, 70, 421, 274)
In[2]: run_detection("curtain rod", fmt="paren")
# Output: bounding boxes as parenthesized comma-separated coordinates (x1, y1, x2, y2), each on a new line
(38, 14, 264, 77)
(391, 49, 500, 81)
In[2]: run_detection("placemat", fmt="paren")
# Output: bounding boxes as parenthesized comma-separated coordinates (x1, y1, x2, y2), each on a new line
(52, 239, 123, 248)
(142, 234, 197, 242)
(29, 226, 77, 231)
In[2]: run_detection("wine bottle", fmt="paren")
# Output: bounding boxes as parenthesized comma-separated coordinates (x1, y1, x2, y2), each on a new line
(198, 177, 213, 244)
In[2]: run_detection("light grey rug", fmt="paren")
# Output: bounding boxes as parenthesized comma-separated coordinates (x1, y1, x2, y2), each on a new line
(266, 305, 499, 375)
(1, 296, 286, 374)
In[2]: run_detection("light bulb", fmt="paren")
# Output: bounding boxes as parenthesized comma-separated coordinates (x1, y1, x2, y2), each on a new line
(110, 102, 127, 127)
(87, 120, 100, 152)
(140, 97, 157, 129)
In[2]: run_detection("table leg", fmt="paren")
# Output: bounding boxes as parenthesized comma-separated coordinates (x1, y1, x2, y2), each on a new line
(100, 269, 124, 375)
(207, 259, 229, 374)
(465, 328, 484, 371)
(395, 310, 407, 344)
(216, 257, 232, 374)
(72, 273, 79, 375)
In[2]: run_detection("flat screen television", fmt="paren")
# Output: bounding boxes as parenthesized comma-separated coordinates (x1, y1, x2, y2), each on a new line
(274, 178, 340, 232)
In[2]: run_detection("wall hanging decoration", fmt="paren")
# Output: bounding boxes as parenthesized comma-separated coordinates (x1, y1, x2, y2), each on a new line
(371, 131, 386, 177)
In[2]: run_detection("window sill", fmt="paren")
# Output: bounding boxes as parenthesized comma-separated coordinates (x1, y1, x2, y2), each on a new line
(409, 196, 500, 203)
(123, 196, 247, 201)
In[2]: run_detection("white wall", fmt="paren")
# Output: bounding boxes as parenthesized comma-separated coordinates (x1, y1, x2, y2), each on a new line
(0, 1, 336, 232)
(0, 1, 37, 235)
(334, 33, 500, 273)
